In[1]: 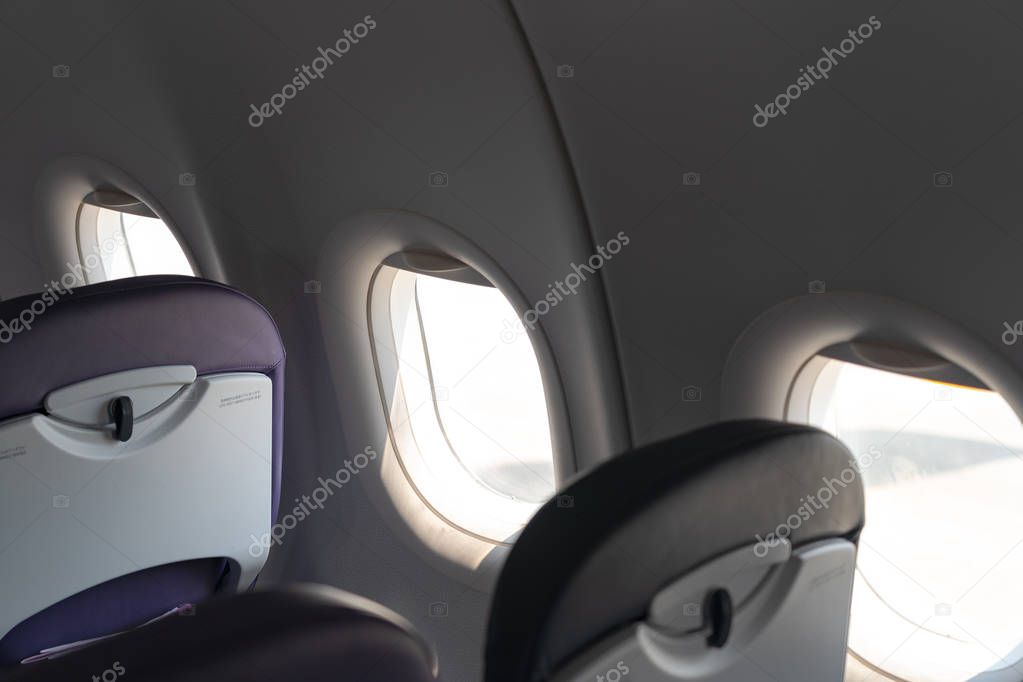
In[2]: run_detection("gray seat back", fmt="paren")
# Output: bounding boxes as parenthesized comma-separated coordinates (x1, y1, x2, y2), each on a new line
(486, 420, 866, 682)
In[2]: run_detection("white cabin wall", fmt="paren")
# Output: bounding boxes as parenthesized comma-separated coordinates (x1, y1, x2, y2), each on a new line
(513, 0, 1023, 444)
(0, 1, 628, 679)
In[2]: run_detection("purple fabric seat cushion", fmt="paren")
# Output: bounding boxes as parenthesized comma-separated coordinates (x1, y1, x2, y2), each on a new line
(0, 585, 438, 682)
(0, 560, 227, 666)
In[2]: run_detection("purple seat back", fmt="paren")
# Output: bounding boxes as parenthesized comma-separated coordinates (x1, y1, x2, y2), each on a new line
(0, 275, 286, 666)
(0, 585, 439, 682)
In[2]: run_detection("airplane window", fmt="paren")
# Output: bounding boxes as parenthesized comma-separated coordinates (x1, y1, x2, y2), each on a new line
(806, 360, 1023, 682)
(384, 269, 555, 542)
(77, 194, 194, 283)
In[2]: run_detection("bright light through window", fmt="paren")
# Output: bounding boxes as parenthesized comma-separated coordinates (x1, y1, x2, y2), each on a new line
(807, 360, 1023, 682)
(80, 205, 194, 283)
(384, 269, 555, 542)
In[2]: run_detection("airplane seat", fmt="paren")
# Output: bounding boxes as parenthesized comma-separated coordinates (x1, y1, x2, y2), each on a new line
(0, 275, 285, 664)
(486, 420, 866, 682)
(0, 584, 439, 682)
(0, 275, 439, 681)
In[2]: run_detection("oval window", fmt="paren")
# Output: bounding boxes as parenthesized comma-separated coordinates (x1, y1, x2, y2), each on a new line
(376, 264, 556, 543)
(805, 359, 1023, 682)
(77, 191, 194, 283)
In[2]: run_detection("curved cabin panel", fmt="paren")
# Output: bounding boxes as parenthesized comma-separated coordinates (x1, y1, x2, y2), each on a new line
(0, 2, 1018, 681)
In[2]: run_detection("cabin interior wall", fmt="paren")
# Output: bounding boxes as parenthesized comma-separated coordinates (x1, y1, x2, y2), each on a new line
(2, 1, 1022, 679)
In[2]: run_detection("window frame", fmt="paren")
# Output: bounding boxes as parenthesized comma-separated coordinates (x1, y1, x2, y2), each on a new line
(368, 257, 560, 546)
(720, 291, 1023, 682)
(75, 190, 198, 283)
(789, 356, 1023, 682)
